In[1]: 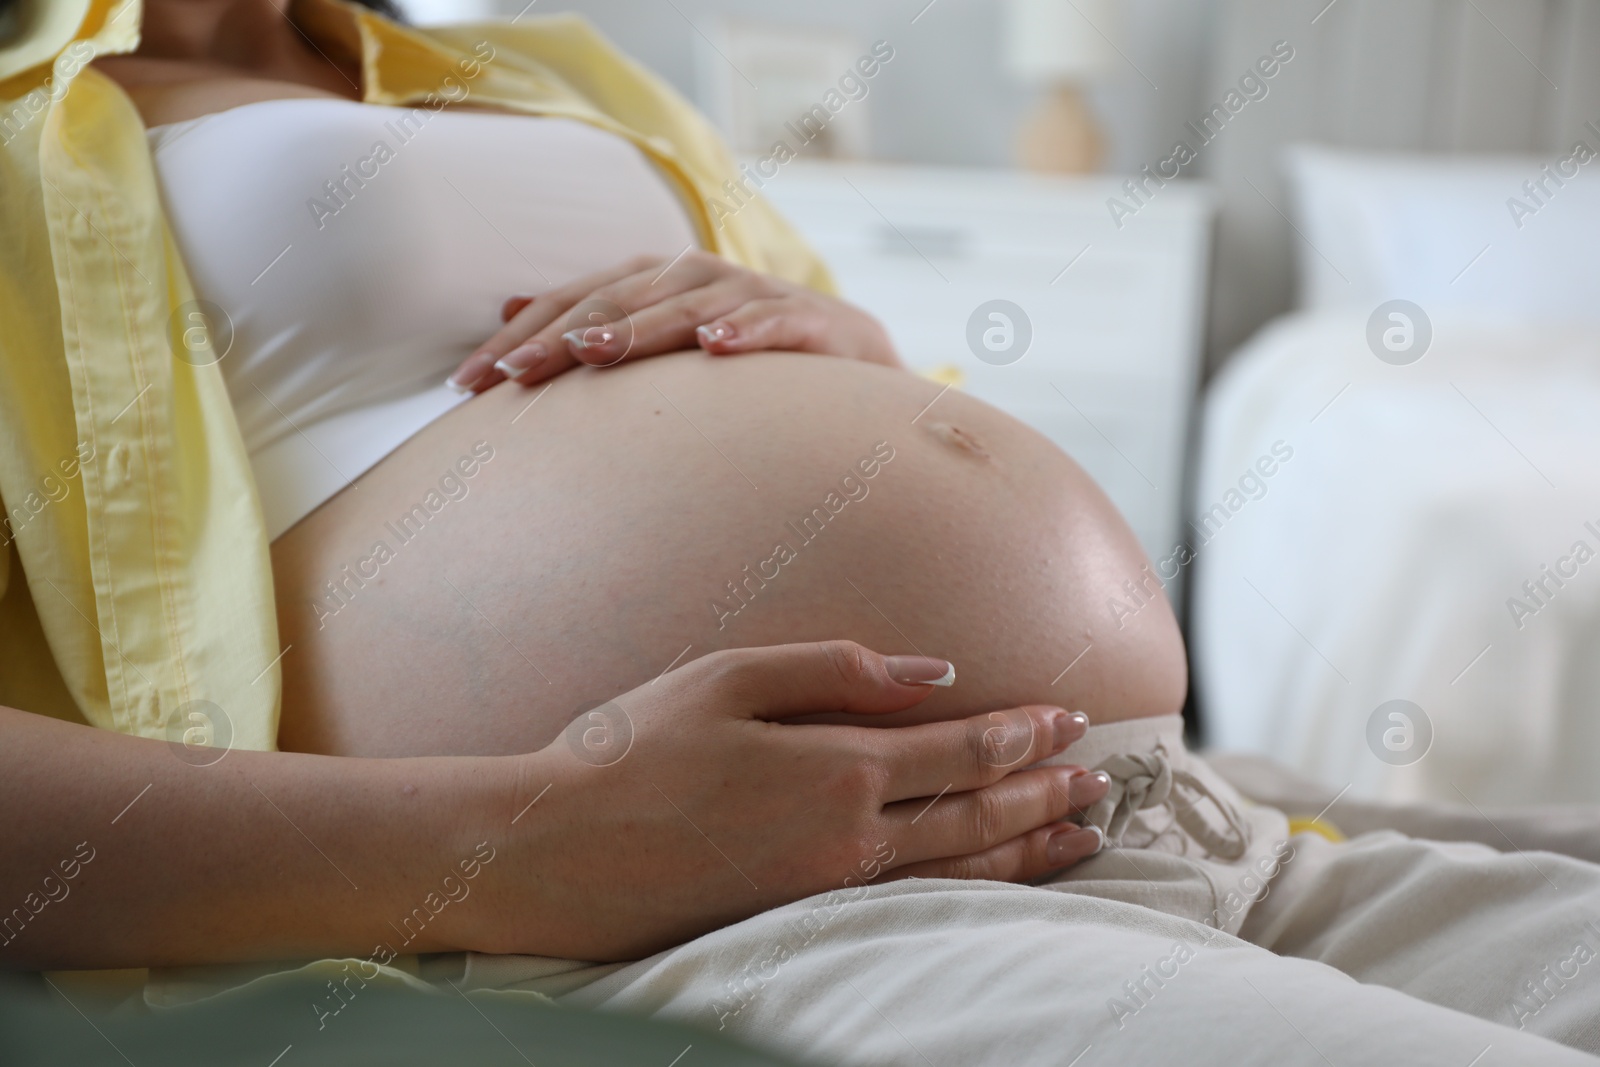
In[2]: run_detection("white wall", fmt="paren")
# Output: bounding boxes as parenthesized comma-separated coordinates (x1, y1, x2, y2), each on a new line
(400, 0, 1219, 175)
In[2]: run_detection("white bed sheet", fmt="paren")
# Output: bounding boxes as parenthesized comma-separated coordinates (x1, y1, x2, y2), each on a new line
(1192, 309, 1600, 806)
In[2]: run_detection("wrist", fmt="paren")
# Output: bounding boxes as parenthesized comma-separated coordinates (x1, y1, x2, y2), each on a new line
(428, 748, 571, 956)
(354, 751, 521, 957)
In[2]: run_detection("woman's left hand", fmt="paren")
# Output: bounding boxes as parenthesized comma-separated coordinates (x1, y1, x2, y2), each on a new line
(446, 250, 899, 392)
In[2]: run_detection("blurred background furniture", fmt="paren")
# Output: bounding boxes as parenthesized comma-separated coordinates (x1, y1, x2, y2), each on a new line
(1202, 0, 1600, 372)
(1190, 0, 1600, 807)
(400, 0, 1212, 176)
(1001, 0, 1123, 173)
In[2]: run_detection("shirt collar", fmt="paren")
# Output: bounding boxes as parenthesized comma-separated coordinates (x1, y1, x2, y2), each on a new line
(0, 0, 138, 91)
(293, 0, 490, 107)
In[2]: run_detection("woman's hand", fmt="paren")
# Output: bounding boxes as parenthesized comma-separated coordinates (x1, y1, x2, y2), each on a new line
(477, 641, 1109, 962)
(0, 643, 1104, 968)
(446, 251, 899, 393)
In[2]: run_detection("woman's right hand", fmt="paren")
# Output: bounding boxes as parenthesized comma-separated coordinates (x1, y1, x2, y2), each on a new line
(477, 641, 1109, 961)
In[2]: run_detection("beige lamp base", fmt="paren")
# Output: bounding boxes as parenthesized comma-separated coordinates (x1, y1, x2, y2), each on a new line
(1017, 83, 1105, 174)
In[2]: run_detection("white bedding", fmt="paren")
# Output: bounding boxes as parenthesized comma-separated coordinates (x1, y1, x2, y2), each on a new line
(1192, 309, 1600, 805)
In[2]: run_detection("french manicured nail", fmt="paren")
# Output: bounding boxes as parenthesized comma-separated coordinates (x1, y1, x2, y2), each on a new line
(1047, 824, 1104, 865)
(1053, 710, 1089, 750)
(494, 341, 547, 379)
(563, 327, 614, 352)
(697, 321, 736, 345)
(1069, 769, 1111, 808)
(447, 353, 494, 392)
(884, 656, 955, 687)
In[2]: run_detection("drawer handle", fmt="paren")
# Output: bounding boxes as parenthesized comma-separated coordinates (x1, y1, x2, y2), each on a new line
(875, 224, 972, 259)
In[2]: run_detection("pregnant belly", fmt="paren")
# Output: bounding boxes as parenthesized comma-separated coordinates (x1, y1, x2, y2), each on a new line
(270, 351, 1186, 758)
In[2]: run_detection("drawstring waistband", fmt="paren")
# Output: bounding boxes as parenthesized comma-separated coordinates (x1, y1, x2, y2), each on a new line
(1037, 715, 1290, 937)
(1082, 742, 1253, 861)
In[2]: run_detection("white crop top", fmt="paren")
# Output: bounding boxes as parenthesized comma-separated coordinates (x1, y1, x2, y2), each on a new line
(146, 98, 699, 539)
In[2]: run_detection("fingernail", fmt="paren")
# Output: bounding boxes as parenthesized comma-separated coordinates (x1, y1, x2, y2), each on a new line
(884, 656, 955, 687)
(447, 354, 493, 392)
(563, 326, 614, 353)
(1052, 710, 1089, 750)
(494, 341, 547, 379)
(1047, 825, 1104, 865)
(1068, 769, 1111, 808)
(697, 321, 736, 345)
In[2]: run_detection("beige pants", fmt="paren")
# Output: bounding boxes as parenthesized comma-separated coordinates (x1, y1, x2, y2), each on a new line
(460, 715, 1600, 1064)
(1039, 716, 1600, 1054)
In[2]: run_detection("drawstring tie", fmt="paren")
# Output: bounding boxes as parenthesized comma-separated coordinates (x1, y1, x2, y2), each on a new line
(1082, 742, 1252, 860)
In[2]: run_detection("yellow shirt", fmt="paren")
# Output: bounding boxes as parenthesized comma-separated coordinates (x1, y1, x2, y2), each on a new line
(0, 0, 830, 749)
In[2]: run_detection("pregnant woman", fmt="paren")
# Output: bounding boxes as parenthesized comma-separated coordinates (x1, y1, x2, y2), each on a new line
(5, 2, 1600, 1065)
(1, 0, 1177, 967)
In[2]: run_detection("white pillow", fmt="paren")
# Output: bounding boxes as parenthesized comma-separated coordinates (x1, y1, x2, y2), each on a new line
(1285, 143, 1600, 323)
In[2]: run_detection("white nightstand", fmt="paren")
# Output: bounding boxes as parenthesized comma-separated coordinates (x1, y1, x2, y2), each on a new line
(759, 163, 1214, 588)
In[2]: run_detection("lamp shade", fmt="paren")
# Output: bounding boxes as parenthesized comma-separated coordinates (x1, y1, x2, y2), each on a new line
(1003, 0, 1122, 83)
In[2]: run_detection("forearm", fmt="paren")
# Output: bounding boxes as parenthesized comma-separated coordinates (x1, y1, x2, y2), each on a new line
(0, 705, 525, 970)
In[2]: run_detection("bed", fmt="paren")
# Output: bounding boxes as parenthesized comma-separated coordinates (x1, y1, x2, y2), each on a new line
(1190, 0, 1600, 805)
